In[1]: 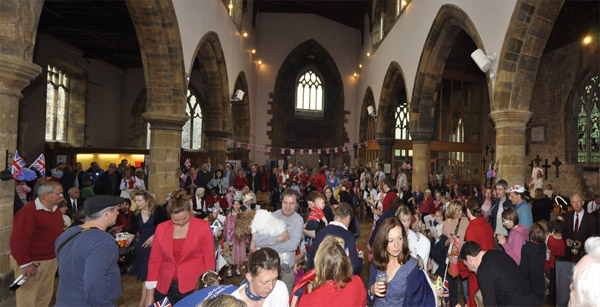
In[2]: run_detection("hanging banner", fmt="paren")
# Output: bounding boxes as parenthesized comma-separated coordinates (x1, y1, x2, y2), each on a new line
(227, 140, 232, 146)
(326, 149, 330, 154)
(247, 144, 251, 150)
(300, 149, 304, 155)
(318, 149, 322, 155)
(281, 148, 285, 154)
(257, 146, 261, 152)
(290, 149, 295, 155)
(357, 143, 361, 149)
(342, 147, 346, 153)
(309, 149, 313, 155)
(334, 148, 338, 153)
(266, 147, 271, 153)
(236, 142, 241, 148)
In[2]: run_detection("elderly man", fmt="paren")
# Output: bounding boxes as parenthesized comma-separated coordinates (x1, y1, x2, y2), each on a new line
(563, 194, 599, 260)
(459, 241, 538, 306)
(10, 181, 65, 307)
(66, 187, 84, 217)
(55, 195, 125, 306)
(309, 202, 363, 275)
(254, 188, 303, 294)
(94, 163, 122, 196)
(569, 237, 600, 307)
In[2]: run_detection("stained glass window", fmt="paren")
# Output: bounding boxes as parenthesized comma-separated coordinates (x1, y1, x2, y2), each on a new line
(296, 70, 323, 111)
(577, 75, 600, 163)
(45, 65, 69, 142)
(395, 104, 410, 139)
(181, 90, 202, 149)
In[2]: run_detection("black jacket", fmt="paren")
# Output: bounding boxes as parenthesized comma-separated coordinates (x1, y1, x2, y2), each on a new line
(520, 241, 546, 301)
(93, 172, 122, 196)
(490, 197, 514, 233)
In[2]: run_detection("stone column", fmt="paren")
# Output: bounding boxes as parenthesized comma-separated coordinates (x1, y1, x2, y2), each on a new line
(0, 56, 41, 299)
(144, 112, 188, 202)
(376, 137, 394, 169)
(410, 131, 432, 191)
(490, 110, 532, 187)
(204, 129, 231, 167)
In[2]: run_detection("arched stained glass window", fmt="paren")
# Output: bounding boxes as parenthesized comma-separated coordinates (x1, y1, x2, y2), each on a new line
(296, 70, 323, 111)
(181, 90, 203, 149)
(45, 65, 69, 142)
(577, 75, 600, 163)
(395, 104, 410, 139)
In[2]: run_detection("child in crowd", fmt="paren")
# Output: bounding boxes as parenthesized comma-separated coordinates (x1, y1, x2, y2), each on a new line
(430, 209, 445, 243)
(15, 181, 31, 205)
(224, 198, 247, 277)
(519, 222, 546, 303)
(546, 219, 566, 305)
(428, 274, 445, 307)
(59, 200, 71, 230)
(305, 191, 328, 243)
(195, 271, 221, 291)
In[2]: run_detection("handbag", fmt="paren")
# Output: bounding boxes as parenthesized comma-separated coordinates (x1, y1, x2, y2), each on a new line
(447, 218, 462, 278)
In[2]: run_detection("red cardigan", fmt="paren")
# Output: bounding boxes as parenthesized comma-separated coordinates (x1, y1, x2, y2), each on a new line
(10, 200, 63, 265)
(461, 216, 495, 307)
(147, 216, 215, 294)
(298, 275, 367, 307)
(382, 190, 398, 212)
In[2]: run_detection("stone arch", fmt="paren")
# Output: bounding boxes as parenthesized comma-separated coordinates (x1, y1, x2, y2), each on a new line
(269, 39, 348, 165)
(359, 86, 375, 164)
(410, 4, 486, 138)
(188, 31, 230, 164)
(493, 0, 565, 112)
(46, 58, 88, 147)
(232, 71, 250, 161)
(377, 61, 408, 164)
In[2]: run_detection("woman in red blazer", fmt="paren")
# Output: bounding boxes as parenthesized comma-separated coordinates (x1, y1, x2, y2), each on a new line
(460, 197, 495, 307)
(143, 190, 215, 306)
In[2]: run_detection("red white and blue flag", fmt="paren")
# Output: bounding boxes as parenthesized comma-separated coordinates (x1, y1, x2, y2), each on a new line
(10, 151, 27, 176)
(184, 158, 191, 169)
(152, 297, 171, 307)
(29, 154, 46, 176)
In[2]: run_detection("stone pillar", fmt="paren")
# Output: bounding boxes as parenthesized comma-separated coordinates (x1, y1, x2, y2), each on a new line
(377, 137, 394, 169)
(144, 112, 188, 202)
(0, 56, 41, 300)
(411, 131, 432, 191)
(490, 110, 532, 187)
(204, 129, 231, 167)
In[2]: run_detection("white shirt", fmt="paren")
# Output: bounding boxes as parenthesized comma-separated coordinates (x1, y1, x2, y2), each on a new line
(587, 201, 600, 214)
(407, 230, 430, 269)
(35, 197, 57, 212)
(232, 280, 289, 307)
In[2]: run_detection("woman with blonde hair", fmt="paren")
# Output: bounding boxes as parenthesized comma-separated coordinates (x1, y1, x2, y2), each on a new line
(297, 236, 366, 306)
(441, 199, 469, 306)
(128, 190, 169, 307)
(144, 190, 215, 306)
(396, 206, 431, 269)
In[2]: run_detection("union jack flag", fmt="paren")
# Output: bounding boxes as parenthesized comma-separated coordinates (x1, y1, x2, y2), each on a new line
(152, 297, 171, 307)
(30, 154, 46, 176)
(184, 158, 191, 169)
(10, 151, 27, 176)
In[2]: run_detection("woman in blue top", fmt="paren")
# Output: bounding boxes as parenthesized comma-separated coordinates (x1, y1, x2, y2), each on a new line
(368, 217, 435, 307)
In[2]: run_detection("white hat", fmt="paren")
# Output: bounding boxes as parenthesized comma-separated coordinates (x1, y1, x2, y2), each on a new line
(508, 185, 525, 193)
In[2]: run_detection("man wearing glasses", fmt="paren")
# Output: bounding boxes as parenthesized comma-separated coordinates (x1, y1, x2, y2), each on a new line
(563, 194, 599, 261)
(10, 181, 65, 307)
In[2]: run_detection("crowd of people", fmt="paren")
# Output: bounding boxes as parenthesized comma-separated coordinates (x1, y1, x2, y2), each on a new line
(8, 159, 600, 307)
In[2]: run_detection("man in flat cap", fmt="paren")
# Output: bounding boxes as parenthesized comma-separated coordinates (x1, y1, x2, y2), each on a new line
(54, 195, 125, 306)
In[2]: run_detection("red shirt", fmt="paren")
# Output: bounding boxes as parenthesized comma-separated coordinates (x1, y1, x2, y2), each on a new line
(419, 197, 435, 215)
(172, 238, 185, 278)
(546, 235, 566, 273)
(235, 176, 249, 190)
(382, 190, 397, 212)
(461, 216, 495, 307)
(10, 200, 64, 265)
(313, 173, 326, 192)
(116, 210, 133, 232)
(297, 275, 367, 307)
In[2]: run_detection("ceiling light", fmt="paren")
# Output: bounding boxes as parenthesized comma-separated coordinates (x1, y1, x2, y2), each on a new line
(359, 64, 363, 68)
(353, 72, 358, 78)
(583, 35, 592, 45)
(257, 60, 262, 65)
(251, 49, 256, 54)
(243, 32, 248, 38)
(402, 0, 407, 8)
(366, 52, 371, 57)
(228, 3, 233, 9)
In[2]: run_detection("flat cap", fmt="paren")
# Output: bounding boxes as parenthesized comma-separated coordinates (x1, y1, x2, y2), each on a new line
(84, 195, 125, 217)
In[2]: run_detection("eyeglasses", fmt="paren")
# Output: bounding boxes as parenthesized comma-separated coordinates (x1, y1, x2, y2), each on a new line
(502, 220, 510, 224)
(53, 192, 64, 196)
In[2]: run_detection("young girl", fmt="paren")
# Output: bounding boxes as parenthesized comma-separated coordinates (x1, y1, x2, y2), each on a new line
(519, 222, 546, 302)
(224, 198, 246, 277)
(428, 274, 445, 307)
(546, 219, 566, 305)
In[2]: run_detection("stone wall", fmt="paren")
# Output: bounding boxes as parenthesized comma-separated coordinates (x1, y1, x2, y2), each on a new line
(527, 41, 599, 198)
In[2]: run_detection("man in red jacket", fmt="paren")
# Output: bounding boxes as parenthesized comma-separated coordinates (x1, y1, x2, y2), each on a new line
(382, 177, 397, 212)
(10, 181, 65, 307)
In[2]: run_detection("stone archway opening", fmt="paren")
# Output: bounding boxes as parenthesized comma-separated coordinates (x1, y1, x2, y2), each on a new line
(188, 32, 230, 166)
(232, 71, 251, 162)
(269, 39, 348, 169)
(359, 87, 377, 168)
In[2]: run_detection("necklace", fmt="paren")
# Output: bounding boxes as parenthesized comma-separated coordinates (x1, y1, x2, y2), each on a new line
(245, 283, 263, 301)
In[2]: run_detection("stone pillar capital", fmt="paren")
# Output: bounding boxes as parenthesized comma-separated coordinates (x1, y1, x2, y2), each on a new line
(489, 110, 532, 130)
(0, 55, 41, 98)
(410, 130, 433, 143)
(143, 111, 188, 130)
(204, 129, 232, 139)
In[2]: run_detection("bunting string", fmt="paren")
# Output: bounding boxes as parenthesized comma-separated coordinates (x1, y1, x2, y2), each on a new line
(217, 138, 379, 155)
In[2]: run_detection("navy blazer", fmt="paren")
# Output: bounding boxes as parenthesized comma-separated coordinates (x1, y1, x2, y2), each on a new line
(310, 223, 363, 276)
